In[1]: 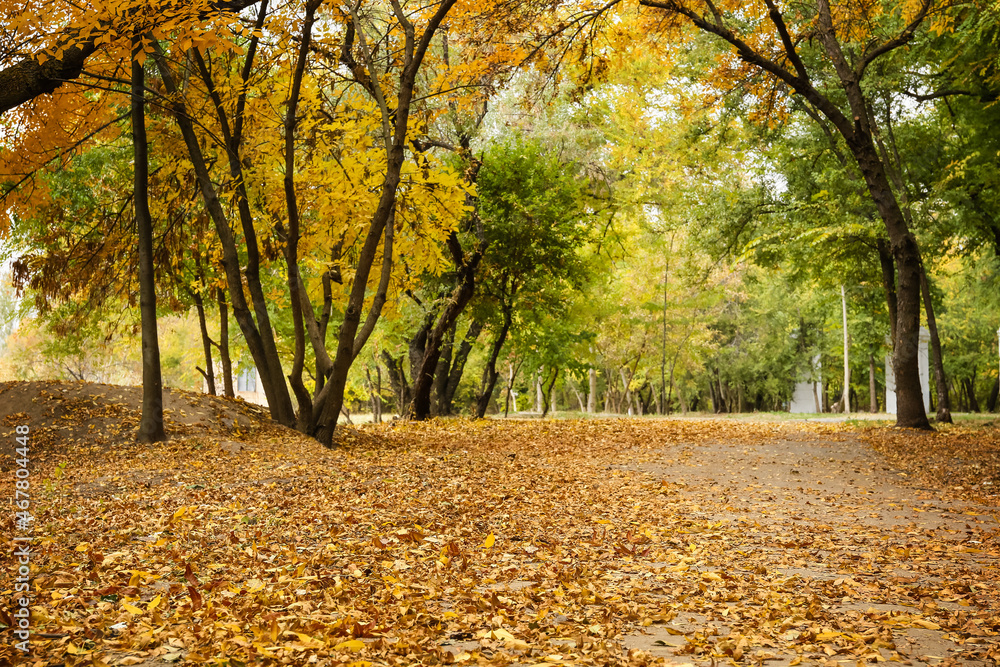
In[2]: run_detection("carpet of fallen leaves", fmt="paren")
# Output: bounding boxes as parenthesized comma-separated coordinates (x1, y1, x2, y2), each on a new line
(857, 422, 1000, 504)
(2, 413, 1000, 667)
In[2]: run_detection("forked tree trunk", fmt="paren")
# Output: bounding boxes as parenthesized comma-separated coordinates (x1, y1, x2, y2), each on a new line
(411, 240, 485, 420)
(132, 44, 165, 444)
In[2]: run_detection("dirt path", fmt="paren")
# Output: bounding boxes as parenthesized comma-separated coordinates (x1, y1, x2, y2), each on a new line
(620, 428, 998, 667)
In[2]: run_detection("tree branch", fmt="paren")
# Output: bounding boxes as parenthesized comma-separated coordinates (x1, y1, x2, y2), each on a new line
(0, 0, 263, 114)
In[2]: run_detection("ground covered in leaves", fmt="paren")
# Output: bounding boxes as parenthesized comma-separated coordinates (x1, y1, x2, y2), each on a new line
(1, 382, 999, 667)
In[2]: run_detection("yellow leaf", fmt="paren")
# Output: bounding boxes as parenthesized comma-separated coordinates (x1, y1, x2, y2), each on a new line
(65, 643, 95, 655)
(335, 639, 366, 651)
(483, 532, 496, 549)
(294, 632, 324, 647)
(912, 619, 941, 630)
(147, 594, 162, 611)
(815, 631, 841, 641)
(489, 628, 516, 642)
(122, 602, 144, 615)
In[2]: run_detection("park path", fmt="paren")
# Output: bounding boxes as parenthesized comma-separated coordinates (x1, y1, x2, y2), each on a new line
(617, 427, 998, 667)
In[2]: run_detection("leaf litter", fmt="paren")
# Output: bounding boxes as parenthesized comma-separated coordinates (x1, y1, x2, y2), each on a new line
(1, 392, 998, 666)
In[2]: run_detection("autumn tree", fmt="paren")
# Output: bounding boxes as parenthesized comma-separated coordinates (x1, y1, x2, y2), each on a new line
(466, 137, 594, 418)
(593, 0, 960, 428)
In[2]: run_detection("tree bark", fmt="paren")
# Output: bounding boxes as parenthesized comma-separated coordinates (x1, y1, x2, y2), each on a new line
(919, 261, 952, 423)
(381, 350, 409, 413)
(535, 372, 544, 413)
(876, 238, 898, 345)
(278, 0, 321, 432)
(474, 309, 513, 419)
(869, 352, 878, 412)
(541, 367, 559, 418)
(192, 290, 216, 396)
(965, 375, 981, 413)
(411, 235, 486, 420)
(216, 288, 235, 398)
(431, 324, 455, 415)
(365, 365, 382, 423)
(588, 368, 597, 413)
(841, 285, 850, 414)
(132, 42, 165, 444)
(441, 320, 482, 414)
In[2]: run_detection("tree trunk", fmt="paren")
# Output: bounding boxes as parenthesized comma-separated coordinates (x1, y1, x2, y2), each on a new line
(841, 285, 850, 414)
(216, 288, 235, 398)
(409, 315, 433, 396)
(620, 368, 633, 415)
(504, 362, 515, 417)
(965, 376, 981, 413)
(442, 320, 482, 414)
(714, 368, 728, 413)
(375, 365, 382, 422)
(313, 0, 460, 446)
(279, 0, 322, 432)
(474, 310, 512, 419)
(431, 324, 455, 416)
(919, 262, 952, 423)
(132, 44, 165, 444)
(411, 244, 484, 420)
(988, 377, 999, 413)
(192, 290, 216, 396)
(365, 365, 382, 423)
(588, 368, 597, 413)
(541, 367, 559, 418)
(381, 350, 410, 414)
(569, 378, 586, 412)
(847, 135, 928, 427)
(604, 370, 613, 413)
(869, 352, 878, 412)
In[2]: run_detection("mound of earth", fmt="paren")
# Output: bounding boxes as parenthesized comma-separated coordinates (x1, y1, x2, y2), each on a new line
(0, 380, 276, 468)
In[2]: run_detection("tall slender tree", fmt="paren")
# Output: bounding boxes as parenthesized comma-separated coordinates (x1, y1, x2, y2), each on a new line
(131, 38, 165, 443)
